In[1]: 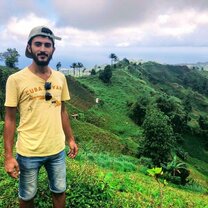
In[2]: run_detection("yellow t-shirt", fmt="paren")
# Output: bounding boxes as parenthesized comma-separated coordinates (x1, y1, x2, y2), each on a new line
(5, 67, 70, 156)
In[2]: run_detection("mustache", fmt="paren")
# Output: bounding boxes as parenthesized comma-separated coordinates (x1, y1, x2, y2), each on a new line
(37, 52, 48, 57)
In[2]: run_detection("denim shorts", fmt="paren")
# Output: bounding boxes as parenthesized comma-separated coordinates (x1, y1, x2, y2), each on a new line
(16, 150, 66, 201)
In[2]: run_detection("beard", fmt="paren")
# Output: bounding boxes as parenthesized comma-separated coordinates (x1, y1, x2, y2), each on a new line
(31, 51, 53, 67)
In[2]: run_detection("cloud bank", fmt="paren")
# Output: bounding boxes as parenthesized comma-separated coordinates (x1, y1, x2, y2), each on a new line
(1, 0, 208, 67)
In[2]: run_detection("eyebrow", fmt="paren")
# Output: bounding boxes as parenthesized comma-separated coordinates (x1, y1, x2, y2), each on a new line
(33, 42, 52, 47)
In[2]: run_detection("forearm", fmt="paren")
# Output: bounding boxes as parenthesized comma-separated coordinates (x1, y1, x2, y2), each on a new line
(61, 103, 75, 143)
(4, 119, 16, 158)
(61, 102, 78, 158)
(3, 107, 17, 159)
(62, 114, 74, 140)
(4, 117, 19, 179)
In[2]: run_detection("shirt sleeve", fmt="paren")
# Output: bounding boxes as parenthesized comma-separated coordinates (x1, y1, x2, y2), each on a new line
(4, 75, 18, 107)
(61, 76, 70, 101)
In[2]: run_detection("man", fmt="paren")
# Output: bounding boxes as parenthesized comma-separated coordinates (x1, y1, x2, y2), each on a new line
(4, 26, 78, 208)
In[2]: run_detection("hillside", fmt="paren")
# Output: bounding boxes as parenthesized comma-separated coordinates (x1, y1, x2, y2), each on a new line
(1, 63, 208, 207)
(66, 61, 208, 206)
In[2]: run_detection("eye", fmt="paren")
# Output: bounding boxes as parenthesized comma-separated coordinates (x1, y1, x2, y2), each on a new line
(34, 42, 42, 47)
(44, 43, 52, 48)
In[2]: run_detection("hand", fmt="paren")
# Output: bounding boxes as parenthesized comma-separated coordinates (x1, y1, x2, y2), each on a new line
(67, 140, 78, 159)
(5, 157, 20, 179)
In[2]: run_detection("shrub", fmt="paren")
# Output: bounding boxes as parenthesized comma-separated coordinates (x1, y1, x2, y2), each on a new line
(140, 107, 175, 166)
(99, 65, 112, 83)
(66, 163, 113, 208)
(162, 156, 190, 185)
(0, 121, 4, 135)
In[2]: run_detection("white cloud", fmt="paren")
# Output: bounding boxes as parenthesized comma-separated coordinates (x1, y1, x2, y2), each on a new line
(56, 27, 104, 48)
(0, 13, 58, 47)
(1, 0, 208, 67)
(146, 9, 208, 40)
(116, 42, 130, 47)
(6, 14, 52, 38)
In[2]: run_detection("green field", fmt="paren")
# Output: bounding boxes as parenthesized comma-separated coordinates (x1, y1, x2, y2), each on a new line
(1, 62, 208, 207)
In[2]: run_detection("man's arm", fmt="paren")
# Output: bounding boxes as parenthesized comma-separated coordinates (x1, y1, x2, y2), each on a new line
(3, 107, 19, 178)
(61, 101, 78, 158)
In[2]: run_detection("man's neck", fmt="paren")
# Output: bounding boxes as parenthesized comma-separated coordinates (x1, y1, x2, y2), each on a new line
(29, 62, 52, 80)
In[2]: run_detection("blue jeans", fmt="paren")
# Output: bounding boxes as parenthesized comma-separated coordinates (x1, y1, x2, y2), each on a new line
(16, 150, 66, 201)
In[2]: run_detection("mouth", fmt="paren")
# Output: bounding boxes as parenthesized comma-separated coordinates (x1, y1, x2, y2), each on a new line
(38, 54, 48, 60)
(37, 52, 48, 58)
(39, 55, 47, 59)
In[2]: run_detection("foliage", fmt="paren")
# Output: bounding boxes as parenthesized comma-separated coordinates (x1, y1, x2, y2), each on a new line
(118, 58, 130, 67)
(90, 68, 96, 75)
(99, 65, 112, 83)
(0, 67, 18, 120)
(140, 107, 175, 166)
(147, 167, 167, 208)
(1, 60, 208, 207)
(70, 62, 84, 77)
(56, 61, 61, 71)
(162, 155, 190, 185)
(198, 115, 208, 130)
(70, 62, 77, 76)
(0, 121, 4, 135)
(76, 150, 139, 172)
(0, 48, 20, 68)
(129, 92, 188, 136)
(128, 93, 152, 125)
(0, 92, 5, 120)
(66, 164, 113, 208)
(155, 94, 188, 134)
(109, 53, 118, 65)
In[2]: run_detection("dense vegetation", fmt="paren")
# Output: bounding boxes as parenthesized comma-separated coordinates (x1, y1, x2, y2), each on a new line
(0, 60, 208, 207)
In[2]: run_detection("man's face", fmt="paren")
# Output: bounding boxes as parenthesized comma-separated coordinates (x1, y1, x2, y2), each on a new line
(28, 36, 55, 66)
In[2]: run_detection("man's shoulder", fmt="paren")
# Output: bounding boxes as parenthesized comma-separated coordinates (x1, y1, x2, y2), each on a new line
(51, 69, 65, 78)
(9, 67, 28, 79)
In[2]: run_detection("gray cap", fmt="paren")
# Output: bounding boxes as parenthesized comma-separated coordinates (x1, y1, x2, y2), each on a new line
(25, 26, 61, 58)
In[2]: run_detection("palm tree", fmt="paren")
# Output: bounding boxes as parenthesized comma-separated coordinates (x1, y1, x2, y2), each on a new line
(56, 61, 61, 71)
(82, 67, 86, 75)
(77, 62, 84, 77)
(70, 63, 77, 76)
(109, 53, 118, 65)
(163, 155, 187, 176)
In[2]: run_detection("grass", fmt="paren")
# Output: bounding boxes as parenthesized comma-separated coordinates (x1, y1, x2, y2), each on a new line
(1, 63, 208, 207)
(1, 127, 208, 207)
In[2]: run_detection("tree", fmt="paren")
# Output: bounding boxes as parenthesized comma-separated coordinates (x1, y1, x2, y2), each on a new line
(162, 155, 190, 185)
(70, 63, 77, 76)
(156, 95, 188, 133)
(99, 65, 112, 83)
(82, 68, 86, 75)
(140, 107, 175, 166)
(0, 91, 4, 120)
(129, 102, 146, 125)
(129, 94, 151, 125)
(56, 62, 61, 71)
(109, 53, 118, 65)
(0, 48, 20, 68)
(122, 58, 130, 65)
(198, 115, 208, 130)
(90, 68, 96, 75)
(77, 62, 84, 76)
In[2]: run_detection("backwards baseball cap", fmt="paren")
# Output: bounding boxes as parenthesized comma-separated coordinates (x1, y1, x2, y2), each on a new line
(25, 26, 61, 58)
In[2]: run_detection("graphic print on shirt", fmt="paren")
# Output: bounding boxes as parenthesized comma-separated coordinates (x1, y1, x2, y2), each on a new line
(24, 83, 62, 112)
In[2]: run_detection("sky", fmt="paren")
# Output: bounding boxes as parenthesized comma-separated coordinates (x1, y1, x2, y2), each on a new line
(1, 0, 208, 69)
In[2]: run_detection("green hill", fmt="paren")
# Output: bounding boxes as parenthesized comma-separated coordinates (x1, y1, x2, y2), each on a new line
(66, 61, 208, 206)
(1, 62, 208, 207)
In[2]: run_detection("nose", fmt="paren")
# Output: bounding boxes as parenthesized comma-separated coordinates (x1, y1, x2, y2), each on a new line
(40, 44, 47, 52)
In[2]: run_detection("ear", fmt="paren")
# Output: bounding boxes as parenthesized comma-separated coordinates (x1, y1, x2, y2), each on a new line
(27, 44, 32, 53)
